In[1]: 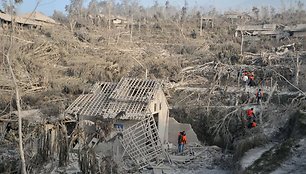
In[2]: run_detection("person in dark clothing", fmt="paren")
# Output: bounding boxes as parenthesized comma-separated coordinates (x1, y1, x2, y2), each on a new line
(178, 131, 183, 153)
(191, 29, 196, 39)
(248, 74, 256, 86)
(256, 89, 263, 104)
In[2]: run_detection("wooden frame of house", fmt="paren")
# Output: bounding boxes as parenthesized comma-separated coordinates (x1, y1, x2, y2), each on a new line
(224, 12, 252, 24)
(65, 77, 169, 144)
(199, 16, 214, 36)
(236, 24, 286, 54)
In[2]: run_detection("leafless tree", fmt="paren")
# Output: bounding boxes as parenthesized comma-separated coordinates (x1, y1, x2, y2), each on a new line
(65, 0, 84, 32)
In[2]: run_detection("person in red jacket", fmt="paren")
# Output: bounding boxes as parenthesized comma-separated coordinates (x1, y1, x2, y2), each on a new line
(246, 108, 256, 125)
(247, 108, 255, 118)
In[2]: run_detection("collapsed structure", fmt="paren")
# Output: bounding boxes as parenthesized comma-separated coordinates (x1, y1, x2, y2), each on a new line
(65, 77, 171, 168)
(0, 11, 57, 29)
(236, 23, 306, 39)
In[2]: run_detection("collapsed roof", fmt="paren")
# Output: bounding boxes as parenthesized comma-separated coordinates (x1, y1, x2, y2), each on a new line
(65, 78, 161, 120)
(21, 12, 57, 24)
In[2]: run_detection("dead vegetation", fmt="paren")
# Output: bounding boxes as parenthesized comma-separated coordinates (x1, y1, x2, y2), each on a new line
(1, 0, 306, 173)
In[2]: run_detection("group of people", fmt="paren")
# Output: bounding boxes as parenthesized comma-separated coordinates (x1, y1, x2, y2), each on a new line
(241, 70, 256, 87)
(240, 68, 264, 105)
(240, 68, 263, 128)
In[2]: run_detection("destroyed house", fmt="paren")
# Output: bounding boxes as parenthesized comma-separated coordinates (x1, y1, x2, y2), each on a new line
(0, 11, 57, 30)
(236, 24, 284, 36)
(0, 11, 42, 29)
(224, 12, 252, 21)
(65, 77, 169, 143)
(284, 24, 306, 37)
(21, 12, 58, 25)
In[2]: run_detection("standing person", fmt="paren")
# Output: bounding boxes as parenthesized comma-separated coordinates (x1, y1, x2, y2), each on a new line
(248, 74, 256, 86)
(181, 131, 187, 152)
(178, 132, 183, 153)
(258, 77, 265, 87)
(246, 108, 256, 124)
(242, 74, 249, 87)
(256, 89, 263, 104)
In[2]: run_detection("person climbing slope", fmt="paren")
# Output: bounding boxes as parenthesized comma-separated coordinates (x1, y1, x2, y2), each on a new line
(246, 108, 256, 126)
(256, 88, 263, 104)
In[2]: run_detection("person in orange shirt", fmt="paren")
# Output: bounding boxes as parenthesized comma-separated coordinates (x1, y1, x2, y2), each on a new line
(181, 131, 187, 152)
(247, 108, 255, 118)
(246, 108, 256, 126)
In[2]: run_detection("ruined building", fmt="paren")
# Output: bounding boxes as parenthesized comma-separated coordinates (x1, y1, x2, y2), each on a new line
(65, 77, 171, 168)
(65, 77, 169, 143)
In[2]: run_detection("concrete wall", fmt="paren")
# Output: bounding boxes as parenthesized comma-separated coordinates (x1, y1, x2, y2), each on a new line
(148, 87, 169, 144)
(168, 117, 200, 145)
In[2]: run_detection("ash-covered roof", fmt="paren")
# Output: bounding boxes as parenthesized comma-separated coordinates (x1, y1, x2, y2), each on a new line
(21, 12, 57, 24)
(65, 78, 161, 120)
(0, 11, 42, 26)
(284, 24, 306, 32)
(236, 24, 279, 31)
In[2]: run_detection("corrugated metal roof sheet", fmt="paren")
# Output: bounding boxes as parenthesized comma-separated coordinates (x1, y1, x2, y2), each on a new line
(65, 78, 161, 120)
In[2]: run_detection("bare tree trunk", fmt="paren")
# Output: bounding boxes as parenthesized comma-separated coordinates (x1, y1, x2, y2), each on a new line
(6, 35, 27, 174)
(108, 0, 112, 45)
(296, 53, 301, 85)
(69, 20, 76, 33)
(130, 15, 133, 42)
(200, 17, 203, 36)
